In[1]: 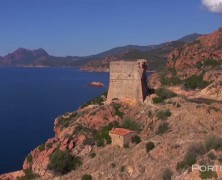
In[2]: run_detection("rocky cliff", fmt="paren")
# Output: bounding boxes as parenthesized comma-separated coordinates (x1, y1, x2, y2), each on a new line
(149, 27, 222, 100)
(1, 90, 222, 179)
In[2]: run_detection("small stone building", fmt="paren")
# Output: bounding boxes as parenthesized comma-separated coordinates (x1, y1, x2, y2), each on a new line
(109, 128, 136, 147)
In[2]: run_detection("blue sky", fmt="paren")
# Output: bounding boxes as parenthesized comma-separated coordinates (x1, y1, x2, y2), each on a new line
(0, 0, 221, 56)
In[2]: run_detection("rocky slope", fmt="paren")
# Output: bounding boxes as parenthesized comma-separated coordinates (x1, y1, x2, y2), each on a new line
(1, 90, 222, 180)
(149, 27, 222, 100)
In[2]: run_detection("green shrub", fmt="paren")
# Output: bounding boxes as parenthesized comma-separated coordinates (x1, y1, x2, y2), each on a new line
(156, 123, 170, 135)
(155, 88, 177, 100)
(48, 149, 82, 175)
(18, 169, 39, 180)
(90, 152, 96, 158)
(64, 134, 72, 139)
(111, 163, 116, 168)
(204, 59, 220, 67)
(146, 142, 155, 153)
(184, 74, 209, 90)
(199, 168, 218, 179)
(131, 135, 141, 144)
(124, 143, 129, 148)
(38, 144, 45, 152)
(81, 96, 104, 108)
(161, 76, 183, 85)
(120, 166, 125, 172)
(26, 154, 32, 164)
(121, 118, 141, 132)
(46, 143, 53, 149)
(177, 143, 205, 171)
(112, 103, 125, 119)
(162, 168, 173, 180)
(81, 174, 92, 180)
(152, 97, 164, 104)
(157, 109, 172, 120)
(94, 122, 117, 147)
(207, 152, 216, 160)
(205, 135, 222, 151)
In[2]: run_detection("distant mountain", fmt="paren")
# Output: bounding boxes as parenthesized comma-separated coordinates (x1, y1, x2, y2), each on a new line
(177, 33, 203, 43)
(80, 33, 203, 72)
(0, 32, 203, 68)
(0, 48, 81, 67)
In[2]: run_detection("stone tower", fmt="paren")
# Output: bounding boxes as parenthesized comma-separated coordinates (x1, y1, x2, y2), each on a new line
(107, 59, 149, 102)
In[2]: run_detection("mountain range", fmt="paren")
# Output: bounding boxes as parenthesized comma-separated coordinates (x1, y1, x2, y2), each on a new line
(0, 33, 202, 70)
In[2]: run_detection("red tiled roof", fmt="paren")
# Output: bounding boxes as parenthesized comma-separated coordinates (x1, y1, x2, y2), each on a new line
(109, 128, 135, 136)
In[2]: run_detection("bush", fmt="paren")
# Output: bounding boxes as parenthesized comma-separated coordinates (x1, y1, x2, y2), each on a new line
(157, 109, 172, 120)
(121, 118, 141, 132)
(131, 135, 141, 144)
(124, 143, 129, 148)
(161, 76, 183, 85)
(156, 123, 170, 135)
(205, 135, 222, 151)
(204, 59, 220, 67)
(120, 166, 125, 172)
(26, 154, 32, 164)
(111, 163, 116, 168)
(18, 169, 39, 180)
(146, 142, 155, 153)
(38, 144, 45, 152)
(152, 97, 164, 104)
(48, 149, 82, 175)
(81, 96, 104, 108)
(184, 74, 209, 90)
(162, 168, 173, 180)
(155, 88, 177, 100)
(90, 152, 96, 158)
(112, 103, 125, 119)
(199, 168, 218, 179)
(94, 122, 117, 147)
(207, 152, 216, 160)
(81, 174, 92, 180)
(177, 143, 205, 171)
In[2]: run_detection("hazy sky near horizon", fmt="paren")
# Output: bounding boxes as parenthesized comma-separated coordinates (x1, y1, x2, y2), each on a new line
(0, 0, 221, 56)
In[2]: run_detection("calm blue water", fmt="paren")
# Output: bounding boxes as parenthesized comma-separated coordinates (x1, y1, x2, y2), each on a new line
(0, 67, 109, 174)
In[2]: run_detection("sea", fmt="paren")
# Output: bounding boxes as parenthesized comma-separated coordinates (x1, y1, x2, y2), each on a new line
(0, 67, 109, 174)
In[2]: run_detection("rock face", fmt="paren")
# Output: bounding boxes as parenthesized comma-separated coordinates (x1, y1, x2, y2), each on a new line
(166, 27, 222, 79)
(107, 59, 150, 102)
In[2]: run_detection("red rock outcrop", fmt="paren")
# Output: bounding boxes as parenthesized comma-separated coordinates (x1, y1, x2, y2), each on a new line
(167, 27, 222, 78)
